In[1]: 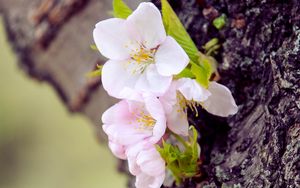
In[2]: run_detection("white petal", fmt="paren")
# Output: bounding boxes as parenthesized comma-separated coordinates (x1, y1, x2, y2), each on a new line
(143, 93, 165, 121)
(167, 104, 189, 136)
(101, 60, 140, 99)
(202, 81, 238, 117)
(177, 78, 211, 102)
(127, 2, 166, 49)
(93, 18, 138, 60)
(135, 64, 172, 96)
(155, 36, 189, 76)
(159, 82, 178, 114)
(149, 173, 165, 188)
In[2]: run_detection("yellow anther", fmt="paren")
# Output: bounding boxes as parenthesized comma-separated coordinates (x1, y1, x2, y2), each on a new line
(127, 43, 157, 74)
(134, 111, 156, 130)
(176, 92, 200, 118)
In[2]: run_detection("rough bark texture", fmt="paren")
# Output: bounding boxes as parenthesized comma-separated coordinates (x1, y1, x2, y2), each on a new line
(0, 0, 299, 187)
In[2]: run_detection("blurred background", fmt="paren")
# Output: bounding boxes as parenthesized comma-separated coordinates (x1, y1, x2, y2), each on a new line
(0, 17, 126, 188)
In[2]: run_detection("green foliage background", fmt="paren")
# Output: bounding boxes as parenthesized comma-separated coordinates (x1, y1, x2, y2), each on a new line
(0, 18, 126, 188)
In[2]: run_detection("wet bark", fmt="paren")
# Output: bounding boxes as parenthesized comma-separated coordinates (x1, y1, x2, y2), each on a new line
(1, 0, 299, 187)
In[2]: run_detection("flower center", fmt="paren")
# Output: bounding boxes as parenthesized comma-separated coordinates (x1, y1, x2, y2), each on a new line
(131, 47, 155, 64)
(177, 92, 199, 117)
(136, 111, 156, 130)
(127, 44, 157, 74)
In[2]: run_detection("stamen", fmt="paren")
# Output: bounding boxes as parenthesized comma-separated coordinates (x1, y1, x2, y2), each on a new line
(125, 41, 157, 74)
(176, 92, 199, 117)
(133, 110, 156, 130)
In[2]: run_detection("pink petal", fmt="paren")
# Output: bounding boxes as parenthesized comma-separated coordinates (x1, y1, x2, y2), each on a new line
(93, 18, 138, 60)
(166, 104, 189, 136)
(101, 100, 132, 125)
(105, 123, 151, 146)
(143, 93, 167, 143)
(135, 173, 154, 188)
(127, 2, 166, 49)
(108, 141, 126, 160)
(155, 36, 189, 76)
(136, 148, 165, 176)
(159, 82, 178, 114)
(202, 81, 238, 117)
(135, 171, 165, 188)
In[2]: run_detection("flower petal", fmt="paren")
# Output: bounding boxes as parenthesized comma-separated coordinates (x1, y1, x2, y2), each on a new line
(127, 2, 166, 49)
(101, 60, 140, 99)
(93, 18, 138, 60)
(202, 81, 238, 117)
(155, 36, 189, 76)
(135, 173, 154, 188)
(102, 100, 132, 125)
(136, 147, 165, 176)
(105, 122, 151, 145)
(108, 141, 126, 160)
(135, 64, 172, 96)
(135, 171, 165, 188)
(177, 78, 211, 102)
(166, 104, 189, 136)
(143, 93, 167, 143)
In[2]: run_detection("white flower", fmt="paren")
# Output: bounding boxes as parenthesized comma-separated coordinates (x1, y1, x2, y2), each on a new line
(160, 78, 238, 136)
(93, 2, 189, 99)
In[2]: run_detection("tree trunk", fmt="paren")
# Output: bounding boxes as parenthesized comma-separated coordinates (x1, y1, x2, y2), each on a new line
(1, 0, 299, 187)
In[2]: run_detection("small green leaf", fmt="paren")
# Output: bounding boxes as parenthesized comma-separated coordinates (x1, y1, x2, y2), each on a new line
(175, 67, 195, 79)
(90, 44, 98, 51)
(190, 53, 214, 88)
(86, 65, 103, 78)
(113, 0, 133, 19)
(161, 0, 199, 63)
(203, 38, 219, 52)
(213, 14, 226, 30)
(156, 128, 201, 185)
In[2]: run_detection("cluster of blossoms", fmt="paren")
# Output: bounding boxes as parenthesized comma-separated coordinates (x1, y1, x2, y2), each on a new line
(93, 2, 237, 188)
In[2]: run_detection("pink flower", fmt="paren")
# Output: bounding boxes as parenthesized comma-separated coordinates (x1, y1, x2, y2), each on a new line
(93, 2, 189, 99)
(160, 78, 238, 136)
(101, 93, 166, 158)
(126, 143, 165, 188)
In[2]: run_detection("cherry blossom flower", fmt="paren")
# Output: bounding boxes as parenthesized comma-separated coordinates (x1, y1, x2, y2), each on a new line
(160, 78, 238, 136)
(126, 142, 165, 188)
(101, 93, 166, 158)
(93, 2, 189, 98)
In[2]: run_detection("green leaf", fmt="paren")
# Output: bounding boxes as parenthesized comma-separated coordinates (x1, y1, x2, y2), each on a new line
(203, 38, 221, 55)
(161, 0, 214, 87)
(175, 67, 195, 79)
(156, 129, 201, 185)
(86, 65, 103, 78)
(213, 14, 227, 30)
(161, 0, 199, 63)
(203, 38, 219, 52)
(90, 44, 98, 51)
(190, 52, 214, 88)
(113, 0, 133, 19)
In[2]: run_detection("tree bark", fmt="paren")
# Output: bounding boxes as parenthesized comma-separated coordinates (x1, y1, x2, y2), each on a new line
(1, 0, 299, 187)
